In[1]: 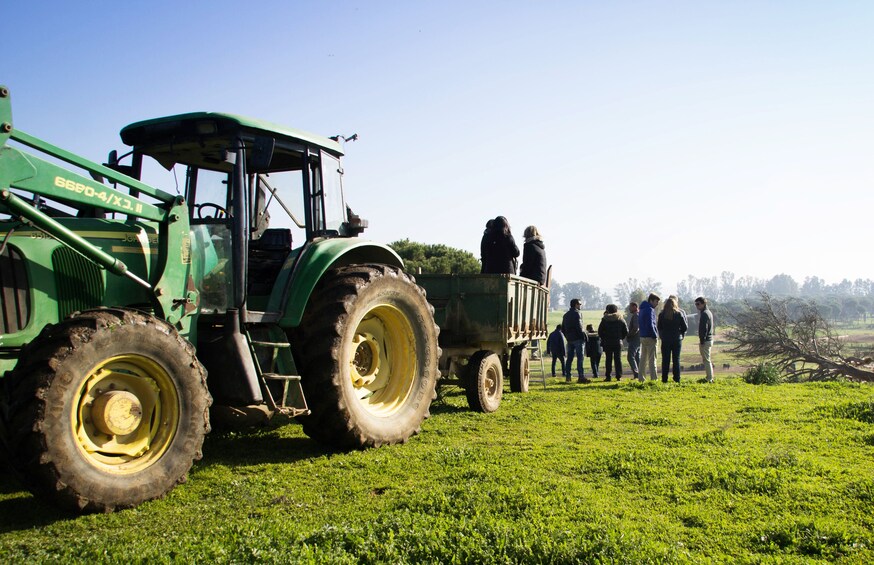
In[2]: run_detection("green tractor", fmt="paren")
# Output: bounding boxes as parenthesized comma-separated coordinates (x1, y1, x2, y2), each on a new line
(0, 85, 440, 512)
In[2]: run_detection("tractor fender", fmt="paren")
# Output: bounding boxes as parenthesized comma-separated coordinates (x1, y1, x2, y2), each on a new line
(276, 238, 403, 327)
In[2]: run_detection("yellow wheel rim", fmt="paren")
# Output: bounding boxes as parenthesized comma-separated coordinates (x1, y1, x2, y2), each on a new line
(348, 304, 417, 417)
(72, 354, 179, 474)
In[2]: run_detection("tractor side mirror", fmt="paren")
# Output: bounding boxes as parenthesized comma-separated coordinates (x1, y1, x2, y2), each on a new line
(251, 136, 275, 171)
(345, 204, 367, 236)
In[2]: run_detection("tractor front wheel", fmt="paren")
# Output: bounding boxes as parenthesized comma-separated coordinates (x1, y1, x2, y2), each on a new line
(1, 309, 211, 513)
(293, 265, 440, 449)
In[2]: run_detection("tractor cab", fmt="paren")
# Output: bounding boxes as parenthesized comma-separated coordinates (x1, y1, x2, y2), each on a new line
(118, 113, 366, 314)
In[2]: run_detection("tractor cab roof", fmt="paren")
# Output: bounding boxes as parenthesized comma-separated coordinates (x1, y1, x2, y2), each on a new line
(120, 112, 343, 172)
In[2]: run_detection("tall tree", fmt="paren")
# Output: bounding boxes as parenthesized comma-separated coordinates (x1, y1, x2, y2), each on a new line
(766, 274, 798, 296)
(550, 280, 564, 310)
(615, 278, 661, 306)
(556, 281, 610, 310)
(801, 276, 826, 297)
(853, 279, 873, 297)
(719, 271, 736, 301)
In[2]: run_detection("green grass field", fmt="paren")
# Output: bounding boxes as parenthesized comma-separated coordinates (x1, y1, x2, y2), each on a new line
(1, 374, 872, 563)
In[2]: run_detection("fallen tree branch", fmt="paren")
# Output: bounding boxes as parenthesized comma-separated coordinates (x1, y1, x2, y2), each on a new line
(726, 292, 874, 382)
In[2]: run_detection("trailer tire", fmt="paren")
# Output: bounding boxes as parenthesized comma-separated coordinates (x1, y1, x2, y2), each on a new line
(292, 265, 439, 449)
(466, 350, 503, 413)
(0, 308, 211, 513)
(509, 346, 530, 393)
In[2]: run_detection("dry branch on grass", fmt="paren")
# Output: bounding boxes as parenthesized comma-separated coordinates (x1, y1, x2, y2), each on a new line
(726, 292, 874, 382)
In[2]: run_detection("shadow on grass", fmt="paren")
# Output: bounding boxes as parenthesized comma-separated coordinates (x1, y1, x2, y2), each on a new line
(0, 419, 339, 532)
(0, 463, 77, 532)
(201, 432, 333, 466)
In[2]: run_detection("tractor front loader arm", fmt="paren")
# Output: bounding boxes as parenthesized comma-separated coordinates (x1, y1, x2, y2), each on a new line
(0, 85, 195, 325)
(0, 189, 149, 288)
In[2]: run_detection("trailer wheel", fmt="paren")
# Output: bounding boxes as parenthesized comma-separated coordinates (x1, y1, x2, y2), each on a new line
(0, 309, 211, 513)
(509, 346, 530, 393)
(466, 350, 503, 413)
(293, 265, 439, 449)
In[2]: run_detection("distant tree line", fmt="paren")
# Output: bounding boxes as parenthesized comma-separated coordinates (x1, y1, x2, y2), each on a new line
(671, 273, 874, 324)
(672, 272, 874, 303)
(388, 242, 874, 323)
(550, 272, 874, 324)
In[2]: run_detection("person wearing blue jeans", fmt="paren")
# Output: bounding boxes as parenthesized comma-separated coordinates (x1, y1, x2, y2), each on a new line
(561, 298, 589, 383)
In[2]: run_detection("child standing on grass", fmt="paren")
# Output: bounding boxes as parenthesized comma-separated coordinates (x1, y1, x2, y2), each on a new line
(585, 323, 602, 379)
(546, 324, 566, 378)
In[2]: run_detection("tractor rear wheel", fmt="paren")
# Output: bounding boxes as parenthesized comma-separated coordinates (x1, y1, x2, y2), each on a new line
(509, 346, 530, 393)
(293, 265, 439, 449)
(0, 309, 211, 513)
(465, 350, 503, 413)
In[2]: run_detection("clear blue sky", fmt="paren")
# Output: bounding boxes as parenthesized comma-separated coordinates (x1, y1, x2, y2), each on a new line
(4, 1, 872, 298)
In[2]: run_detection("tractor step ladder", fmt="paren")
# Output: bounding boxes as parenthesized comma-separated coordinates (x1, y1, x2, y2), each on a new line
(249, 337, 310, 417)
(528, 340, 547, 389)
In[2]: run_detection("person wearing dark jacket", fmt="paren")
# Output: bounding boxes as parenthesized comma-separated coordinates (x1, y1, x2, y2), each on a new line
(480, 216, 520, 275)
(479, 219, 494, 273)
(561, 299, 589, 383)
(626, 302, 642, 381)
(585, 324, 602, 379)
(598, 304, 628, 381)
(657, 297, 688, 383)
(519, 225, 547, 285)
(546, 324, 566, 378)
(695, 296, 715, 383)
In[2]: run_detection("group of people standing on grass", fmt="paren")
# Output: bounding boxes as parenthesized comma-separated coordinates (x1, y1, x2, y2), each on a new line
(548, 293, 714, 384)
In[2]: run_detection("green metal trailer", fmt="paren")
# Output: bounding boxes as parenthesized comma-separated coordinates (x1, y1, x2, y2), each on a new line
(416, 273, 549, 412)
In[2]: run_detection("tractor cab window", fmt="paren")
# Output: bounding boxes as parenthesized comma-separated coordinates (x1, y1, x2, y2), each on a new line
(308, 152, 346, 237)
(249, 170, 307, 246)
(321, 152, 346, 233)
(184, 167, 233, 312)
(186, 168, 231, 223)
